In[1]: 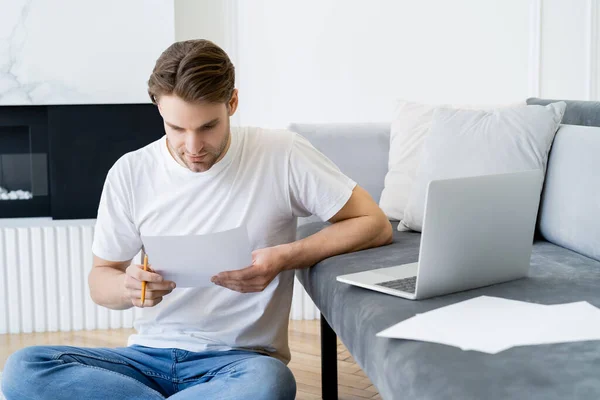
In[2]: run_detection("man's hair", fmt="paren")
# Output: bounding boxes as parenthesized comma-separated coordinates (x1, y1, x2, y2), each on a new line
(147, 39, 235, 105)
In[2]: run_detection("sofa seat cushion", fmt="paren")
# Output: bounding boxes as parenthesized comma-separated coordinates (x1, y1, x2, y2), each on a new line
(296, 221, 600, 400)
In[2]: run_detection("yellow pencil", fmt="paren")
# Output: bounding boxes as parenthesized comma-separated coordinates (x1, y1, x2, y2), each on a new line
(141, 254, 148, 306)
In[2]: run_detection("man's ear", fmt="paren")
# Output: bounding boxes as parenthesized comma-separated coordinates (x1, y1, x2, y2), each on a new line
(228, 89, 239, 116)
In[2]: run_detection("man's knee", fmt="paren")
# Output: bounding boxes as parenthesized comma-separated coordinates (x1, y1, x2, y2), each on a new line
(4, 346, 49, 374)
(2, 346, 53, 397)
(245, 357, 297, 400)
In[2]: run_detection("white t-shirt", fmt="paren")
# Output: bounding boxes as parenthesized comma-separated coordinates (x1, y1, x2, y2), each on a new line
(91, 126, 356, 363)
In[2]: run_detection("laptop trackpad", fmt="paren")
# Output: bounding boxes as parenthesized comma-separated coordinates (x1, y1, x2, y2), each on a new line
(339, 262, 418, 285)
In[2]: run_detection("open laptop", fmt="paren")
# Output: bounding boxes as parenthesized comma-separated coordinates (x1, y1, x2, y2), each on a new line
(337, 169, 544, 300)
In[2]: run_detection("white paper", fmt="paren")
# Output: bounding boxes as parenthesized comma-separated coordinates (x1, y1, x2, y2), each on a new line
(513, 302, 600, 348)
(377, 296, 600, 354)
(141, 225, 253, 288)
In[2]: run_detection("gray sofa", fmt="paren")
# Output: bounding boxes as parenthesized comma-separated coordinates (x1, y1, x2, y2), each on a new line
(290, 98, 600, 400)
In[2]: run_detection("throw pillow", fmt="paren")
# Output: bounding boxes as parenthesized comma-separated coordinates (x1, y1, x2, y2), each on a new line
(401, 101, 566, 232)
(379, 100, 525, 227)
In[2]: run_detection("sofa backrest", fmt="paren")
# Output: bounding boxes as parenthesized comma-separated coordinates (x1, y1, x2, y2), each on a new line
(288, 123, 390, 204)
(290, 100, 600, 262)
(527, 97, 600, 126)
(527, 98, 600, 262)
(536, 124, 600, 261)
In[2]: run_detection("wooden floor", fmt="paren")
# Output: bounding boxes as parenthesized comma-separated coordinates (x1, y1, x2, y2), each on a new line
(0, 320, 380, 400)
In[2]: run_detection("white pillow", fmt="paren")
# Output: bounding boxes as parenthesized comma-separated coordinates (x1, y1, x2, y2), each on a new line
(378, 100, 525, 227)
(401, 101, 566, 232)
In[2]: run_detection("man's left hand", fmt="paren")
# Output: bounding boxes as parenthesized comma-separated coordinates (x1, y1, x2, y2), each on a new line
(211, 245, 287, 293)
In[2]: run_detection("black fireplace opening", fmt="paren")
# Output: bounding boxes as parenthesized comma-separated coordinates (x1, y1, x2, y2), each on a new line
(0, 104, 164, 220)
(0, 111, 50, 218)
(0, 125, 50, 217)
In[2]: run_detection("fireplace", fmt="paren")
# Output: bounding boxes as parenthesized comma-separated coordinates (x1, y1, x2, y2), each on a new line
(0, 104, 164, 220)
(0, 107, 50, 218)
(0, 125, 49, 216)
(0, 126, 35, 201)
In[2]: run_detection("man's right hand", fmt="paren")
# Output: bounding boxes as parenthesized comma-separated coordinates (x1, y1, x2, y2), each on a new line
(124, 263, 176, 308)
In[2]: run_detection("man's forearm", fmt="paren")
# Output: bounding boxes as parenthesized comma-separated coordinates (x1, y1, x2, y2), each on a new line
(281, 215, 393, 271)
(88, 267, 132, 310)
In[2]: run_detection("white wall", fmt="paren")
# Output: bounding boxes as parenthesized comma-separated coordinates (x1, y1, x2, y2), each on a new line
(230, 0, 600, 128)
(175, 0, 228, 47)
(0, 0, 175, 105)
(173, 0, 238, 68)
(174, 0, 240, 124)
(540, 0, 599, 100)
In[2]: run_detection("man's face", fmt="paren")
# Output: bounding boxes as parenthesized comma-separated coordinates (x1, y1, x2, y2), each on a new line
(157, 91, 238, 173)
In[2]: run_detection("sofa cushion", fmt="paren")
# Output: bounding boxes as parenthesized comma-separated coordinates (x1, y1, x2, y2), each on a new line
(288, 123, 390, 204)
(525, 98, 600, 261)
(379, 100, 526, 223)
(297, 221, 600, 400)
(401, 102, 565, 232)
(537, 124, 600, 262)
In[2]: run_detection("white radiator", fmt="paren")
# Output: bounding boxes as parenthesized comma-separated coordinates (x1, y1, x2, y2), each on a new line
(0, 219, 319, 335)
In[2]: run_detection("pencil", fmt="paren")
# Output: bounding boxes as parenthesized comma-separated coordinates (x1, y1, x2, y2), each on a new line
(141, 254, 148, 306)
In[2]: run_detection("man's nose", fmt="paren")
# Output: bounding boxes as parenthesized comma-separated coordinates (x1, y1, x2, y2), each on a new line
(186, 133, 204, 154)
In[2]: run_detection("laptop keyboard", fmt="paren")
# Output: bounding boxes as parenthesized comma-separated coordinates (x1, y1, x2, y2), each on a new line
(376, 276, 417, 293)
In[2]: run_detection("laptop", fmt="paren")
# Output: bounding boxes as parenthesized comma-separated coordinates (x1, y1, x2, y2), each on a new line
(337, 169, 544, 300)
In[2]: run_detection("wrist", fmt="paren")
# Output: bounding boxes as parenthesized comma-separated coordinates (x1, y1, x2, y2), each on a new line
(278, 240, 303, 271)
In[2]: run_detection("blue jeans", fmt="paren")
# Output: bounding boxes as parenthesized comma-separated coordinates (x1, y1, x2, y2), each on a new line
(2, 345, 296, 399)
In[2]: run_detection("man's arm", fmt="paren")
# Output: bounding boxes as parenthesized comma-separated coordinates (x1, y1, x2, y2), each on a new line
(212, 185, 393, 293)
(89, 255, 176, 310)
(89, 256, 133, 310)
(281, 184, 393, 271)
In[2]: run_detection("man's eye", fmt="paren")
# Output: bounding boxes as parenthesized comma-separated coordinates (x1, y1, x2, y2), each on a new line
(203, 125, 216, 131)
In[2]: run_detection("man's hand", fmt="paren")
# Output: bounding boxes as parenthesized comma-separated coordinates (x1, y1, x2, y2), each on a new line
(124, 263, 176, 307)
(211, 246, 287, 293)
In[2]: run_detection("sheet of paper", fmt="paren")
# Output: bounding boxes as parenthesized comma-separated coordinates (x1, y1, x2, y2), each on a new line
(141, 225, 253, 288)
(377, 296, 600, 354)
(513, 301, 600, 348)
(416, 296, 550, 353)
(377, 296, 540, 353)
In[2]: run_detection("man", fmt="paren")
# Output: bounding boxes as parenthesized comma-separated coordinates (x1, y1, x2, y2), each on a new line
(2, 39, 392, 399)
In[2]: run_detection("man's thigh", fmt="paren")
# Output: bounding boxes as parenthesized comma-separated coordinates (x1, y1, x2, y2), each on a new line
(3, 345, 172, 397)
(171, 352, 296, 400)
